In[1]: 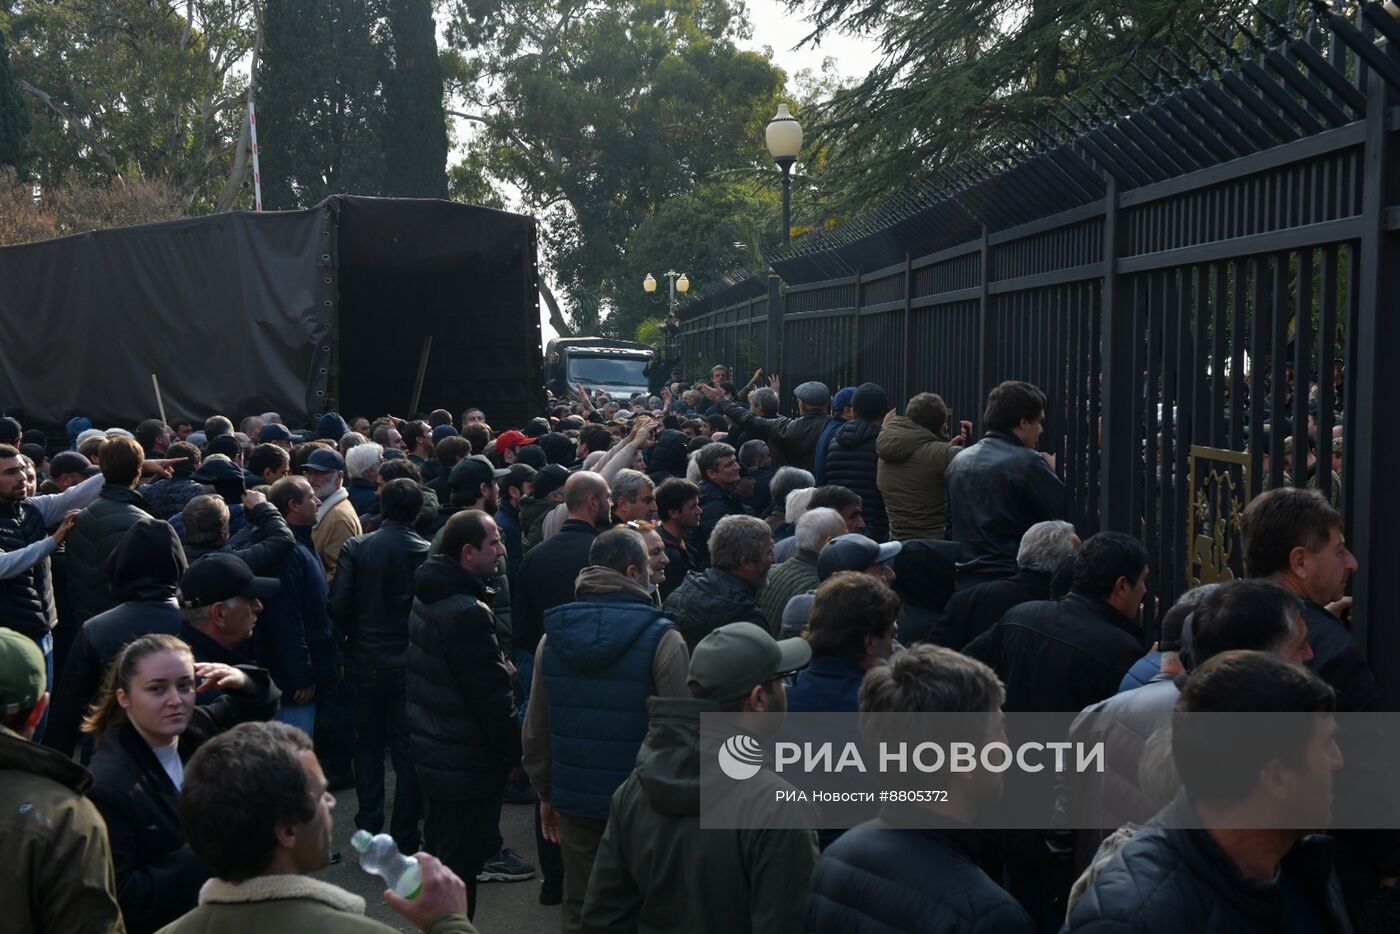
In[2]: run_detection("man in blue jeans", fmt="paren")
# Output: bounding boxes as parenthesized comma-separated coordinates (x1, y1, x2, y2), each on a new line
(329, 478, 431, 853)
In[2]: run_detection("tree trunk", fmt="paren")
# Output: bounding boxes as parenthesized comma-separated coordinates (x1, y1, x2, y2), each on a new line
(540, 278, 572, 337)
(214, 0, 262, 212)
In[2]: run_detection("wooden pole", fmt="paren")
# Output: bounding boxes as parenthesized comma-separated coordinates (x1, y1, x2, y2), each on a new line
(151, 374, 168, 426)
(409, 336, 433, 416)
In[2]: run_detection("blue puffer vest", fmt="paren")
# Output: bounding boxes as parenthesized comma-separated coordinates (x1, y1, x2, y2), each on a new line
(542, 591, 672, 821)
(0, 500, 55, 640)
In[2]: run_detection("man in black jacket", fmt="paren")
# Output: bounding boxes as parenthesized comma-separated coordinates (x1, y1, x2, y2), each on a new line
(806, 644, 1034, 933)
(945, 380, 1067, 585)
(1066, 651, 1350, 933)
(964, 531, 1147, 714)
(940, 519, 1080, 650)
(328, 478, 431, 854)
(66, 436, 154, 630)
(824, 382, 890, 541)
(964, 530, 1147, 928)
(510, 470, 610, 902)
(512, 471, 609, 672)
(407, 508, 518, 920)
(688, 441, 750, 567)
(702, 377, 830, 470)
(1239, 487, 1371, 712)
(45, 518, 187, 757)
(663, 514, 774, 649)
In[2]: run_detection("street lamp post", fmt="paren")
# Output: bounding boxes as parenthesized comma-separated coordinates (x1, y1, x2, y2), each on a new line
(766, 103, 803, 244)
(643, 270, 689, 360)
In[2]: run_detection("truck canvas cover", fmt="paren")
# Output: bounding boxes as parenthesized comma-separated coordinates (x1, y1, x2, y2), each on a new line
(0, 195, 544, 430)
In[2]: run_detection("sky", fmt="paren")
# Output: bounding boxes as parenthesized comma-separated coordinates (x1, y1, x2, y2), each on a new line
(743, 0, 881, 85)
(534, 1, 882, 342)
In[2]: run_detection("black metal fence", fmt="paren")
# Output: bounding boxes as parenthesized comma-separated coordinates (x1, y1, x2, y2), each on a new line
(676, 2, 1400, 705)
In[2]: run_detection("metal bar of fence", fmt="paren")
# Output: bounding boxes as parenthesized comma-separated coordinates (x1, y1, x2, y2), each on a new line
(1315, 243, 1338, 504)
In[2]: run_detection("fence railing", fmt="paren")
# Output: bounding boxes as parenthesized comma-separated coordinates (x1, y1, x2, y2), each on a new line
(676, 2, 1400, 706)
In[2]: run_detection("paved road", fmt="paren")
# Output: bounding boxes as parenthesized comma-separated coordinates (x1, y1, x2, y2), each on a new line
(318, 769, 559, 933)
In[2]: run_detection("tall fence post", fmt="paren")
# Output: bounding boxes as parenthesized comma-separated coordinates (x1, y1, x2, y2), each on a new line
(975, 226, 991, 433)
(901, 252, 914, 405)
(765, 268, 782, 394)
(1098, 174, 1134, 535)
(1349, 62, 1400, 709)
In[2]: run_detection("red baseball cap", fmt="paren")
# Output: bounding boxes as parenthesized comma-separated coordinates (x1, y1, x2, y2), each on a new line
(495, 429, 537, 453)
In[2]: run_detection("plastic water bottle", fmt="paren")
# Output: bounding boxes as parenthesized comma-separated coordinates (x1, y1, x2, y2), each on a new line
(350, 830, 422, 899)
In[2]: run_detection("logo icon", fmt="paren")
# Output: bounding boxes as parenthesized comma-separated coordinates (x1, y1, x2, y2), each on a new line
(717, 734, 764, 780)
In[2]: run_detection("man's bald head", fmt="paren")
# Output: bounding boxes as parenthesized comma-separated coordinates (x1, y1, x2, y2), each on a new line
(564, 470, 611, 527)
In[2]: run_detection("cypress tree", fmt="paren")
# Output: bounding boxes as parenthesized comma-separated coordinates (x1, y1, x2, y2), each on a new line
(257, 0, 389, 208)
(382, 0, 447, 199)
(0, 28, 32, 173)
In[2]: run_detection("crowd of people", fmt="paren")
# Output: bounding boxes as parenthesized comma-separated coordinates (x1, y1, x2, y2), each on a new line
(0, 361, 1383, 933)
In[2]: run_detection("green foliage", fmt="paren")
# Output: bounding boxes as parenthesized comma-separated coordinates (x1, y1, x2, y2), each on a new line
(610, 178, 780, 338)
(447, 148, 506, 209)
(257, 0, 390, 208)
(444, 0, 787, 333)
(4, 0, 255, 205)
(0, 29, 30, 173)
(382, 0, 448, 199)
(792, 0, 1284, 213)
(635, 316, 663, 345)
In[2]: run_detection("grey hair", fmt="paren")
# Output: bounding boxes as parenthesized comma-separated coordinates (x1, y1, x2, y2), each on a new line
(610, 468, 654, 505)
(344, 442, 384, 481)
(589, 527, 649, 576)
(769, 467, 814, 511)
(785, 486, 817, 525)
(1015, 520, 1079, 573)
(685, 453, 703, 484)
(795, 507, 848, 553)
(709, 514, 773, 572)
(183, 494, 230, 547)
(338, 431, 366, 454)
(750, 387, 779, 416)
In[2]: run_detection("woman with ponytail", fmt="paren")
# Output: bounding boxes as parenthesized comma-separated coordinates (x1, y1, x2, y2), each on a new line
(84, 633, 281, 934)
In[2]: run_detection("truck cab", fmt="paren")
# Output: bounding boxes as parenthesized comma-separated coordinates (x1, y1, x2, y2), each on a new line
(546, 337, 658, 403)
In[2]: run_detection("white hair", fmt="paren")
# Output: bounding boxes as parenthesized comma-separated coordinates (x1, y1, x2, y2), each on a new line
(685, 453, 702, 484)
(795, 507, 847, 553)
(1016, 520, 1079, 573)
(785, 486, 817, 525)
(344, 441, 384, 481)
(76, 428, 106, 448)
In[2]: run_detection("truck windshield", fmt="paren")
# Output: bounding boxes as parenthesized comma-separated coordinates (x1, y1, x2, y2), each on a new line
(567, 354, 648, 388)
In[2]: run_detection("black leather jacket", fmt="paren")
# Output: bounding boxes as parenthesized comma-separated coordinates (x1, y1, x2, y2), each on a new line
(329, 521, 431, 668)
(718, 398, 828, 470)
(944, 431, 1066, 575)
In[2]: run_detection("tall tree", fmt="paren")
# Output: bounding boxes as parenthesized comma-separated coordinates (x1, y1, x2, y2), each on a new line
(382, 0, 448, 198)
(792, 0, 1273, 212)
(0, 28, 30, 172)
(4, 0, 255, 205)
(444, 0, 785, 334)
(257, 0, 389, 208)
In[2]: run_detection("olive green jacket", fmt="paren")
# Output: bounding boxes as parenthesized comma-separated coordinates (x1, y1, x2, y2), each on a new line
(1, 723, 125, 933)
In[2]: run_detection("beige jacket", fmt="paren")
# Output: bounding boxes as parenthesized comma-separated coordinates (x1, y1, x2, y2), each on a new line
(312, 488, 362, 585)
(155, 874, 475, 934)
